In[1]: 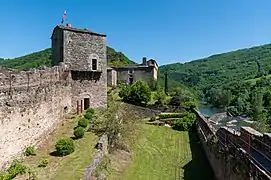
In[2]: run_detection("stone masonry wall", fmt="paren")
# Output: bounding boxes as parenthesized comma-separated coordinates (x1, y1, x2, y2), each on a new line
(0, 66, 72, 169)
(116, 66, 154, 86)
(63, 30, 107, 109)
(194, 110, 271, 180)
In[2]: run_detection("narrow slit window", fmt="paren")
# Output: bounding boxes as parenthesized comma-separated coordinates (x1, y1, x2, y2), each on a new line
(92, 59, 97, 70)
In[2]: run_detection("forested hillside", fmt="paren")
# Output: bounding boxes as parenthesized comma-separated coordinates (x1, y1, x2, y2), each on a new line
(159, 44, 271, 91)
(158, 43, 271, 131)
(0, 46, 135, 70)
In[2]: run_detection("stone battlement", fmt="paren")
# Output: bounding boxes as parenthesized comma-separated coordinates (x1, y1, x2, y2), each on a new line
(0, 24, 107, 170)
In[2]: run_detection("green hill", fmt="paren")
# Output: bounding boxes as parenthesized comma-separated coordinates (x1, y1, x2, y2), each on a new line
(0, 46, 135, 71)
(159, 44, 271, 91)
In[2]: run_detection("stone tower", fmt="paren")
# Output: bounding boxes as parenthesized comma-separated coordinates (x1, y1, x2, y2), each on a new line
(51, 24, 107, 109)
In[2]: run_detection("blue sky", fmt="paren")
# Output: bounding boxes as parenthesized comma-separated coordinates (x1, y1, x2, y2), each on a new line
(1, 0, 271, 65)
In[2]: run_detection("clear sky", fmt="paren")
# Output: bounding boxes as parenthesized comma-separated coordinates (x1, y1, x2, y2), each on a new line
(1, 0, 271, 65)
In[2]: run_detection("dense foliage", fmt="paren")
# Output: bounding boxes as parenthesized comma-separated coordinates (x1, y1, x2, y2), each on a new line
(159, 43, 271, 93)
(171, 112, 196, 131)
(55, 138, 75, 156)
(119, 80, 151, 105)
(0, 49, 52, 70)
(78, 118, 89, 128)
(0, 160, 28, 180)
(107, 46, 136, 67)
(24, 146, 36, 156)
(0, 47, 135, 71)
(205, 76, 271, 131)
(159, 113, 186, 119)
(73, 126, 85, 139)
(84, 112, 93, 121)
(158, 43, 271, 131)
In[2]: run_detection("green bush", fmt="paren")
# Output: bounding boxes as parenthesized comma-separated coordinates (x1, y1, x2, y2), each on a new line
(38, 159, 48, 168)
(24, 146, 36, 156)
(7, 159, 27, 179)
(183, 101, 197, 109)
(149, 116, 156, 122)
(74, 127, 85, 139)
(78, 118, 88, 128)
(158, 113, 187, 119)
(119, 80, 151, 105)
(86, 108, 95, 114)
(154, 91, 167, 105)
(55, 138, 75, 156)
(84, 112, 93, 120)
(171, 112, 196, 131)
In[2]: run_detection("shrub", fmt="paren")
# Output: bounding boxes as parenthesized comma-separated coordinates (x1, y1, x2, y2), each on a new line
(84, 112, 93, 120)
(149, 116, 156, 122)
(119, 80, 151, 105)
(154, 91, 167, 105)
(74, 126, 85, 139)
(25, 146, 36, 156)
(7, 159, 27, 179)
(78, 118, 88, 128)
(55, 138, 75, 156)
(38, 159, 48, 168)
(171, 112, 196, 131)
(169, 94, 181, 106)
(86, 108, 95, 114)
(158, 113, 187, 119)
(183, 101, 197, 109)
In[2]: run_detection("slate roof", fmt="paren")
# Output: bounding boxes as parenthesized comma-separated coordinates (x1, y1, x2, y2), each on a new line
(53, 25, 106, 37)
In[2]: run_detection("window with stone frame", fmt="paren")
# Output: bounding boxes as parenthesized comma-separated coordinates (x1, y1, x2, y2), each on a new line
(92, 59, 97, 71)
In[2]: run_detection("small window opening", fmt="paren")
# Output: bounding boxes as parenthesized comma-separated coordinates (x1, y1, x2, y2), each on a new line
(129, 77, 134, 85)
(84, 98, 90, 110)
(92, 59, 97, 70)
(64, 106, 68, 113)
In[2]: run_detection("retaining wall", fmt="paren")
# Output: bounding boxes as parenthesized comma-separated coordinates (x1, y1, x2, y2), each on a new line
(194, 109, 271, 180)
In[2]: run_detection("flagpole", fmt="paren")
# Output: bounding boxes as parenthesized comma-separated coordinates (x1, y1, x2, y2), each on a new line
(61, 10, 67, 25)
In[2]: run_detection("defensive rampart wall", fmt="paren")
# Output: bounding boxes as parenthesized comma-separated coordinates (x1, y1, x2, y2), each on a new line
(0, 65, 72, 169)
(194, 109, 271, 180)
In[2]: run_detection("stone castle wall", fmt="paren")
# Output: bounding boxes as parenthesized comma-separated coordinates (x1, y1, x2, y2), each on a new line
(194, 110, 271, 180)
(0, 65, 72, 169)
(64, 30, 107, 109)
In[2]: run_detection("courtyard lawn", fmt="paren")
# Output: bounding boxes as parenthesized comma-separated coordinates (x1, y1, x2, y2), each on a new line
(20, 114, 98, 180)
(109, 124, 214, 180)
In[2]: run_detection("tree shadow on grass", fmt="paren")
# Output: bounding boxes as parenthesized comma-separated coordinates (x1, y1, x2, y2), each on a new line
(49, 151, 60, 157)
(183, 126, 215, 180)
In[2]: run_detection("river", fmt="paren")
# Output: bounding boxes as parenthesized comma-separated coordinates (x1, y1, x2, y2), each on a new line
(198, 106, 224, 117)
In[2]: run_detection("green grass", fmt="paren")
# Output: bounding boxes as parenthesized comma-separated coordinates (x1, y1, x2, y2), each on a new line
(21, 115, 98, 180)
(109, 124, 214, 180)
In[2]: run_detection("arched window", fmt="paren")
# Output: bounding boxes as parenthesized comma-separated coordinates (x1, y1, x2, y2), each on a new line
(88, 54, 99, 71)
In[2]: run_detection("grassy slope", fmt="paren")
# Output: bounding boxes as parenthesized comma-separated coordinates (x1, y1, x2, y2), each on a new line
(110, 124, 214, 180)
(20, 114, 98, 180)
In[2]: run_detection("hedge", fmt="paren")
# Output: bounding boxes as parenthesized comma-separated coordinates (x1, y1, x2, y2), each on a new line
(158, 113, 187, 119)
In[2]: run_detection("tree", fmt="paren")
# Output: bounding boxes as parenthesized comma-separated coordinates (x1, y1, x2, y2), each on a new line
(251, 90, 266, 123)
(119, 80, 151, 105)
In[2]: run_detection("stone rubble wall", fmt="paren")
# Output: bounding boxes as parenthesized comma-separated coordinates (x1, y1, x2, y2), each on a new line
(0, 65, 73, 170)
(84, 134, 108, 180)
(194, 109, 271, 180)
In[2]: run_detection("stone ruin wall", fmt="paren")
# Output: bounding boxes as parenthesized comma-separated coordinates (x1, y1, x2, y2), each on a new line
(0, 65, 72, 169)
(195, 110, 271, 180)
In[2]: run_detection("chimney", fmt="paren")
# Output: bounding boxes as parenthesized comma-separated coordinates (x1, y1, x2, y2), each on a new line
(142, 57, 147, 65)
